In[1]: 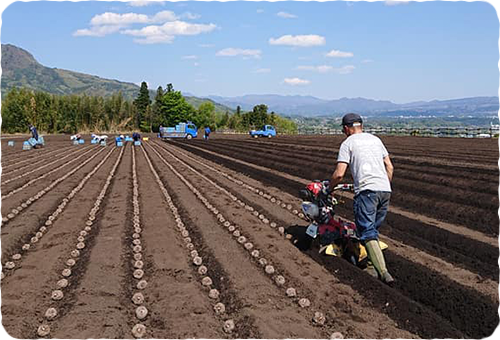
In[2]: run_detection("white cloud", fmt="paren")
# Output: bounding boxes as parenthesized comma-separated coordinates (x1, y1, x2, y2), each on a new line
(194, 62, 200, 67)
(254, 68, 271, 73)
(132, 35, 175, 44)
(277, 11, 297, 19)
(90, 10, 177, 25)
(181, 12, 201, 20)
(296, 65, 355, 74)
(334, 65, 356, 74)
(90, 12, 151, 26)
(73, 25, 124, 37)
(256, 9, 264, 13)
(199, 43, 215, 48)
(269, 34, 325, 47)
(325, 49, 354, 58)
(129, 1, 165, 7)
(122, 21, 217, 44)
(182, 55, 198, 60)
(296, 65, 334, 73)
(216, 48, 262, 59)
(385, 0, 410, 6)
(361, 59, 374, 63)
(283, 77, 310, 86)
(150, 11, 178, 23)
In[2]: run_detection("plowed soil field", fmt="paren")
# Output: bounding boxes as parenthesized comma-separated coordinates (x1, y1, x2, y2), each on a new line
(1, 134, 498, 339)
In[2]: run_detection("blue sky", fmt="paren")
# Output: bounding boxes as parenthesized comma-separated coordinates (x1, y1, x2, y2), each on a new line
(1, 0, 498, 103)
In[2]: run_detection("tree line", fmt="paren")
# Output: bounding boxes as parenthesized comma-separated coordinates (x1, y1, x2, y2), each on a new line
(1, 83, 298, 134)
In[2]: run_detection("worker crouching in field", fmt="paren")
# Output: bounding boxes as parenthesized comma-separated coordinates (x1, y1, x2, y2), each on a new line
(28, 124, 43, 149)
(329, 113, 395, 285)
(133, 132, 141, 142)
(115, 135, 124, 146)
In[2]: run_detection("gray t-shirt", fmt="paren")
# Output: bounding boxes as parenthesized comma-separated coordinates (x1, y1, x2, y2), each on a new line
(337, 132, 391, 194)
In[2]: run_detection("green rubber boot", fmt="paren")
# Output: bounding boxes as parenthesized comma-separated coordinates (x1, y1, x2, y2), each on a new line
(364, 261, 378, 278)
(365, 240, 394, 284)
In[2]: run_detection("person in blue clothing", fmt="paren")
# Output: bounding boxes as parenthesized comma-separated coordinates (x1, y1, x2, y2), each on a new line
(115, 135, 123, 146)
(132, 132, 141, 142)
(28, 124, 43, 149)
(204, 126, 211, 140)
(29, 124, 38, 141)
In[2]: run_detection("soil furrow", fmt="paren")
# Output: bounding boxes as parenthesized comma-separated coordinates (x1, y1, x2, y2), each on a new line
(1, 147, 114, 261)
(2, 145, 74, 171)
(48, 145, 130, 338)
(2, 145, 98, 200)
(1, 145, 93, 186)
(1, 147, 123, 338)
(141, 144, 264, 338)
(1, 144, 73, 168)
(133, 146, 228, 338)
(34, 146, 126, 338)
(145, 142, 336, 339)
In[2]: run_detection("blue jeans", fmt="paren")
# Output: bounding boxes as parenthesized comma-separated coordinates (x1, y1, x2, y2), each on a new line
(353, 190, 391, 243)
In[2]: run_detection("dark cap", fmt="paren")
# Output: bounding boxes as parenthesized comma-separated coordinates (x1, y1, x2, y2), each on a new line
(341, 113, 363, 126)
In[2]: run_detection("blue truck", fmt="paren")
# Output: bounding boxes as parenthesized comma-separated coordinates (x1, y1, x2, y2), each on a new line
(249, 125, 276, 138)
(160, 122, 198, 139)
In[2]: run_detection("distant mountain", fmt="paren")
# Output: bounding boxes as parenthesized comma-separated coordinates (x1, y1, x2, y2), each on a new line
(184, 96, 234, 114)
(208, 94, 327, 112)
(207, 94, 498, 117)
(1, 44, 233, 114)
(1, 44, 140, 99)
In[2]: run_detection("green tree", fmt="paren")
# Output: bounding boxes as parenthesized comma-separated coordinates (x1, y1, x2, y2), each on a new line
(151, 86, 164, 132)
(1, 88, 29, 133)
(274, 114, 298, 134)
(217, 111, 230, 128)
(159, 86, 195, 126)
(194, 101, 216, 128)
(133, 81, 151, 130)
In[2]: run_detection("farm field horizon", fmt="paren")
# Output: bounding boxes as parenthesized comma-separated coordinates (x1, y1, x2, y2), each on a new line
(1, 133, 498, 338)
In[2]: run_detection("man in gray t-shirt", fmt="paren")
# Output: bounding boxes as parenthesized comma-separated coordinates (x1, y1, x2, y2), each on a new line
(329, 113, 395, 284)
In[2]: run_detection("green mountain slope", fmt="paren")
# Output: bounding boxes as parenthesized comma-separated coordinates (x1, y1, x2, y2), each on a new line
(1, 44, 140, 98)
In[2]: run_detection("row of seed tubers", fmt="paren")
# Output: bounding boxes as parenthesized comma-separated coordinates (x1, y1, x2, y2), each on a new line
(130, 147, 148, 339)
(2, 147, 109, 226)
(154, 143, 329, 328)
(156, 143, 306, 222)
(36, 147, 124, 337)
(2, 144, 94, 185)
(3, 145, 73, 171)
(0, 149, 74, 177)
(148, 145, 317, 314)
(1, 148, 114, 280)
(141, 145, 235, 334)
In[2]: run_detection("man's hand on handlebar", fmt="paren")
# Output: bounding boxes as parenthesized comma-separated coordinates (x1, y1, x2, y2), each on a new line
(332, 183, 354, 192)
